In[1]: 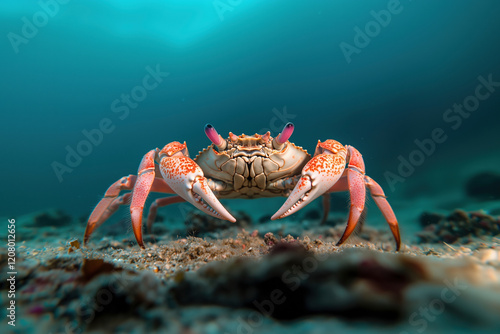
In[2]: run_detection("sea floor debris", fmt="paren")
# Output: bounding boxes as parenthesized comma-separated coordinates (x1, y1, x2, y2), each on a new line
(1, 208, 500, 333)
(417, 209, 500, 244)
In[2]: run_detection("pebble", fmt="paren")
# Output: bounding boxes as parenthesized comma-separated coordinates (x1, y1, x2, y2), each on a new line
(475, 249, 499, 263)
(459, 247, 472, 253)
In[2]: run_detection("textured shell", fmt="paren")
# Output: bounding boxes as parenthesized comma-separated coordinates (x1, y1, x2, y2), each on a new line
(195, 134, 311, 199)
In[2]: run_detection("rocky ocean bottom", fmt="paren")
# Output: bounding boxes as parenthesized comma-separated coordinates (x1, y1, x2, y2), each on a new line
(2, 177, 500, 334)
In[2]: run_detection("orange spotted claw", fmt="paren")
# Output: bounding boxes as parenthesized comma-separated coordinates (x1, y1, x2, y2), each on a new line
(158, 142, 236, 223)
(271, 140, 347, 220)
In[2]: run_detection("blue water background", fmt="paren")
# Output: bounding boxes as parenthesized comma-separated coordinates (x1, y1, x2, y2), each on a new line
(1, 0, 499, 221)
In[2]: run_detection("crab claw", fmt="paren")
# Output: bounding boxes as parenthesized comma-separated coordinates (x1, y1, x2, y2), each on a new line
(271, 143, 347, 220)
(159, 143, 235, 222)
(189, 176, 236, 222)
(271, 175, 315, 220)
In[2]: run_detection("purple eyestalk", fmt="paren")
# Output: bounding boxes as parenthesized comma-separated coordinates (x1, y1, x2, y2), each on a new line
(276, 122, 294, 144)
(204, 124, 223, 147)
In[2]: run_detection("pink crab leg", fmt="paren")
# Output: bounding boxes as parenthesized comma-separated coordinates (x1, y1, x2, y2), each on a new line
(100, 193, 133, 223)
(84, 171, 173, 246)
(336, 146, 366, 248)
(365, 176, 401, 251)
(83, 176, 174, 245)
(324, 170, 401, 250)
(158, 142, 236, 223)
(129, 150, 160, 249)
(84, 174, 136, 244)
(146, 196, 186, 233)
(271, 140, 347, 220)
(84, 192, 132, 244)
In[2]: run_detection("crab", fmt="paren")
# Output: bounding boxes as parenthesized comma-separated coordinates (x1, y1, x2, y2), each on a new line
(84, 123, 401, 251)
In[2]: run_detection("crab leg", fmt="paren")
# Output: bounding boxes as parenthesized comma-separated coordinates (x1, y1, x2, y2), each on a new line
(335, 147, 401, 250)
(365, 176, 401, 251)
(130, 150, 162, 248)
(84, 193, 132, 244)
(84, 172, 173, 245)
(325, 173, 401, 250)
(158, 142, 236, 223)
(84, 175, 135, 244)
(146, 196, 186, 233)
(335, 146, 366, 248)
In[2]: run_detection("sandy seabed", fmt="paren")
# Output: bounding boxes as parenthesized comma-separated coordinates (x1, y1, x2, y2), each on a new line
(1, 206, 500, 334)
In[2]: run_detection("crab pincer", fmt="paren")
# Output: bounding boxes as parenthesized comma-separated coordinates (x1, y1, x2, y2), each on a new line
(272, 139, 401, 251)
(271, 140, 347, 220)
(158, 142, 236, 223)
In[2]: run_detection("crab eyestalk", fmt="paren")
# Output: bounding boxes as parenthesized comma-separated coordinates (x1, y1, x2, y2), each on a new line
(205, 124, 227, 150)
(273, 122, 294, 150)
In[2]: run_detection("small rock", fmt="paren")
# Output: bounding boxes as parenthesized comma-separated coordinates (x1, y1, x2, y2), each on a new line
(475, 249, 499, 263)
(419, 212, 444, 227)
(417, 209, 500, 245)
(264, 232, 278, 246)
(269, 241, 307, 256)
(80, 258, 121, 282)
(447, 209, 470, 223)
(69, 238, 81, 249)
(314, 239, 324, 245)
